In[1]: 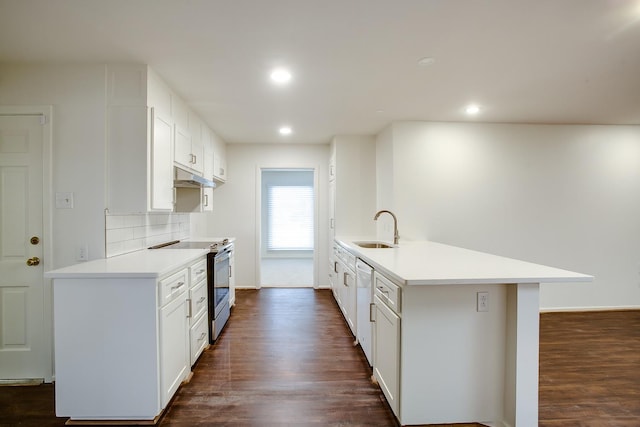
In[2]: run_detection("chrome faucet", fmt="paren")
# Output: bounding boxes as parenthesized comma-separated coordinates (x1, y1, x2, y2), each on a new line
(373, 210, 399, 245)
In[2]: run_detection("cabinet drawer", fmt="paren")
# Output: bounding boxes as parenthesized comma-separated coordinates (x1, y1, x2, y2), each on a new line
(190, 258, 207, 287)
(374, 272, 401, 314)
(159, 268, 188, 307)
(189, 312, 209, 366)
(189, 279, 208, 325)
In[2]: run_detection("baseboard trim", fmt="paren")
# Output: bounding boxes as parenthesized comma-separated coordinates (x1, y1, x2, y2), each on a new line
(540, 305, 640, 313)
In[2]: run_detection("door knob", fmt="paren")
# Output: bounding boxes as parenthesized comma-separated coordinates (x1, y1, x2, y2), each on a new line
(26, 257, 40, 266)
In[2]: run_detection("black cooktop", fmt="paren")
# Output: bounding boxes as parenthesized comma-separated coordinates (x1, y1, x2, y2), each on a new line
(163, 241, 214, 249)
(149, 239, 230, 251)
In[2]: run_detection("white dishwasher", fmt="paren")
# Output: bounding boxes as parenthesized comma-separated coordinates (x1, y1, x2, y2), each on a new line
(355, 258, 374, 366)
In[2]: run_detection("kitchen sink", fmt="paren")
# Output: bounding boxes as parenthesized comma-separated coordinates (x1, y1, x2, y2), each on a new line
(353, 241, 396, 249)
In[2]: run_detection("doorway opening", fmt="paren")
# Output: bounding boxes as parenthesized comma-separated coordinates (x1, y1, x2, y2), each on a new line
(260, 169, 315, 287)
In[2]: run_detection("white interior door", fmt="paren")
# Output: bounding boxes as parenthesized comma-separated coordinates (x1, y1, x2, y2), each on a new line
(0, 114, 47, 381)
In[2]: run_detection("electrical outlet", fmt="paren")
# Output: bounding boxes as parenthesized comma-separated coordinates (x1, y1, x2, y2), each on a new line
(77, 244, 88, 261)
(477, 291, 489, 312)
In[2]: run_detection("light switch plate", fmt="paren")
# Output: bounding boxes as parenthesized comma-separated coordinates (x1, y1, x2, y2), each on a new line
(55, 192, 74, 209)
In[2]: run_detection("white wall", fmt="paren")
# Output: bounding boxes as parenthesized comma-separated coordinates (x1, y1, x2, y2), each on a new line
(191, 143, 330, 288)
(0, 64, 107, 268)
(378, 121, 640, 310)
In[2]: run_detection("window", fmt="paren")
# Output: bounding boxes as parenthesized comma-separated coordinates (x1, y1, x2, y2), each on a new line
(267, 185, 314, 250)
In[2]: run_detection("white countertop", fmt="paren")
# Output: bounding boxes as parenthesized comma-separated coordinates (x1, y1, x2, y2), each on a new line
(44, 249, 208, 279)
(337, 237, 593, 286)
(45, 237, 236, 279)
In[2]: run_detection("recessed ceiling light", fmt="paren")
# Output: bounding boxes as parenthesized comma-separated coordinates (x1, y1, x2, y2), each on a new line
(270, 68, 292, 84)
(279, 126, 292, 135)
(465, 104, 480, 115)
(417, 57, 436, 67)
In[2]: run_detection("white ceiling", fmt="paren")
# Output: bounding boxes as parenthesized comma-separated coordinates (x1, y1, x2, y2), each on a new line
(1, 0, 640, 144)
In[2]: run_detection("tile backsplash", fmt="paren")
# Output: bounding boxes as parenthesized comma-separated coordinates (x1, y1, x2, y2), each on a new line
(105, 212, 190, 257)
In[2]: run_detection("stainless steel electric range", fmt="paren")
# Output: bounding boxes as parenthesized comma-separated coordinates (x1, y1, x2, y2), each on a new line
(150, 238, 233, 343)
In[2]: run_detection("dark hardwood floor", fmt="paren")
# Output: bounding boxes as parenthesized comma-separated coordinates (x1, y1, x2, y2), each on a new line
(538, 310, 640, 426)
(162, 288, 397, 426)
(1, 289, 638, 426)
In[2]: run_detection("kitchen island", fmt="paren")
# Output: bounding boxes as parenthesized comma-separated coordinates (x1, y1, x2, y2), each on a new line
(335, 237, 592, 427)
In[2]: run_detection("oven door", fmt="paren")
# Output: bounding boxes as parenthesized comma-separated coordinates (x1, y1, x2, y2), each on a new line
(214, 250, 230, 313)
(211, 249, 231, 341)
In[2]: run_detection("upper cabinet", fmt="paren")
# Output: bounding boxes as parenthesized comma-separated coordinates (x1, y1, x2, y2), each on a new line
(211, 130, 227, 183)
(174, 101, 204, 175)
(105, 64, 227, 214)
(106, 65, 174, 213)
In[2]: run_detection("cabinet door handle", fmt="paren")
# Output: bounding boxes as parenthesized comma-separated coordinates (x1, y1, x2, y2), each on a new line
(198, 296, 206, 304)
(186, 299, 192, 318)
(343, 272, 349, 286)
(204, 194, 209, 207)
(333, 261, 338, 273)
(171, 281, 185, 293)
(370, 303, 376, 322)
(229, 265, 232, 278)
(198, 332, 207, 341)
(377, 285, 389, 294)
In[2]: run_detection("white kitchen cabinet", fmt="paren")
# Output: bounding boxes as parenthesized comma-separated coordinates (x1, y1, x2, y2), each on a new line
(50, 254, 206, 422)
(189, 279, 208, 323)
(201, 124, 214, 180)
(106, 64, 226, 214)
(333, 242, 357, 337)
(211, 129, 228, 183)
(212, 150, 227, 182)
(328, 250, 338, 301)
(330, 245, 341, 307)
(150, 110, 175, 210)
(371, 267, 508, 425)
(174, 124, 194, 171)
(159, 286, 189, 407)
(189, 313, 209, 366)
(188, 259, 209, 365)
(174, 124, 204, 175)
(201, 125, 215, 212)
(106, 65, 176, 213)
(373, 293, 400, 416)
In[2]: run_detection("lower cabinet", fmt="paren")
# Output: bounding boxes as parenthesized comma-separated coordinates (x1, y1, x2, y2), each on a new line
(332, 243, 357, 337)
(51, 255, 206, 422)
(373, 293, 400, 416)
(371, 270, 508, 425)
(159, 290, 190, 407)
(189, 313, 209, 365)
(188, 268, 209, 365)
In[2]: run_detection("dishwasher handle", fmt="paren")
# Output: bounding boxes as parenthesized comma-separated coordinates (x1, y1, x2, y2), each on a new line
(355, 259, 373, 274)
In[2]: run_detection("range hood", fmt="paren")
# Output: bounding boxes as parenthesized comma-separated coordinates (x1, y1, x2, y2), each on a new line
(174, 167, 216, 188)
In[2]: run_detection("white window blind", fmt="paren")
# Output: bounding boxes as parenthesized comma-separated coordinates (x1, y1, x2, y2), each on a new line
(267, 185, 314, 250)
